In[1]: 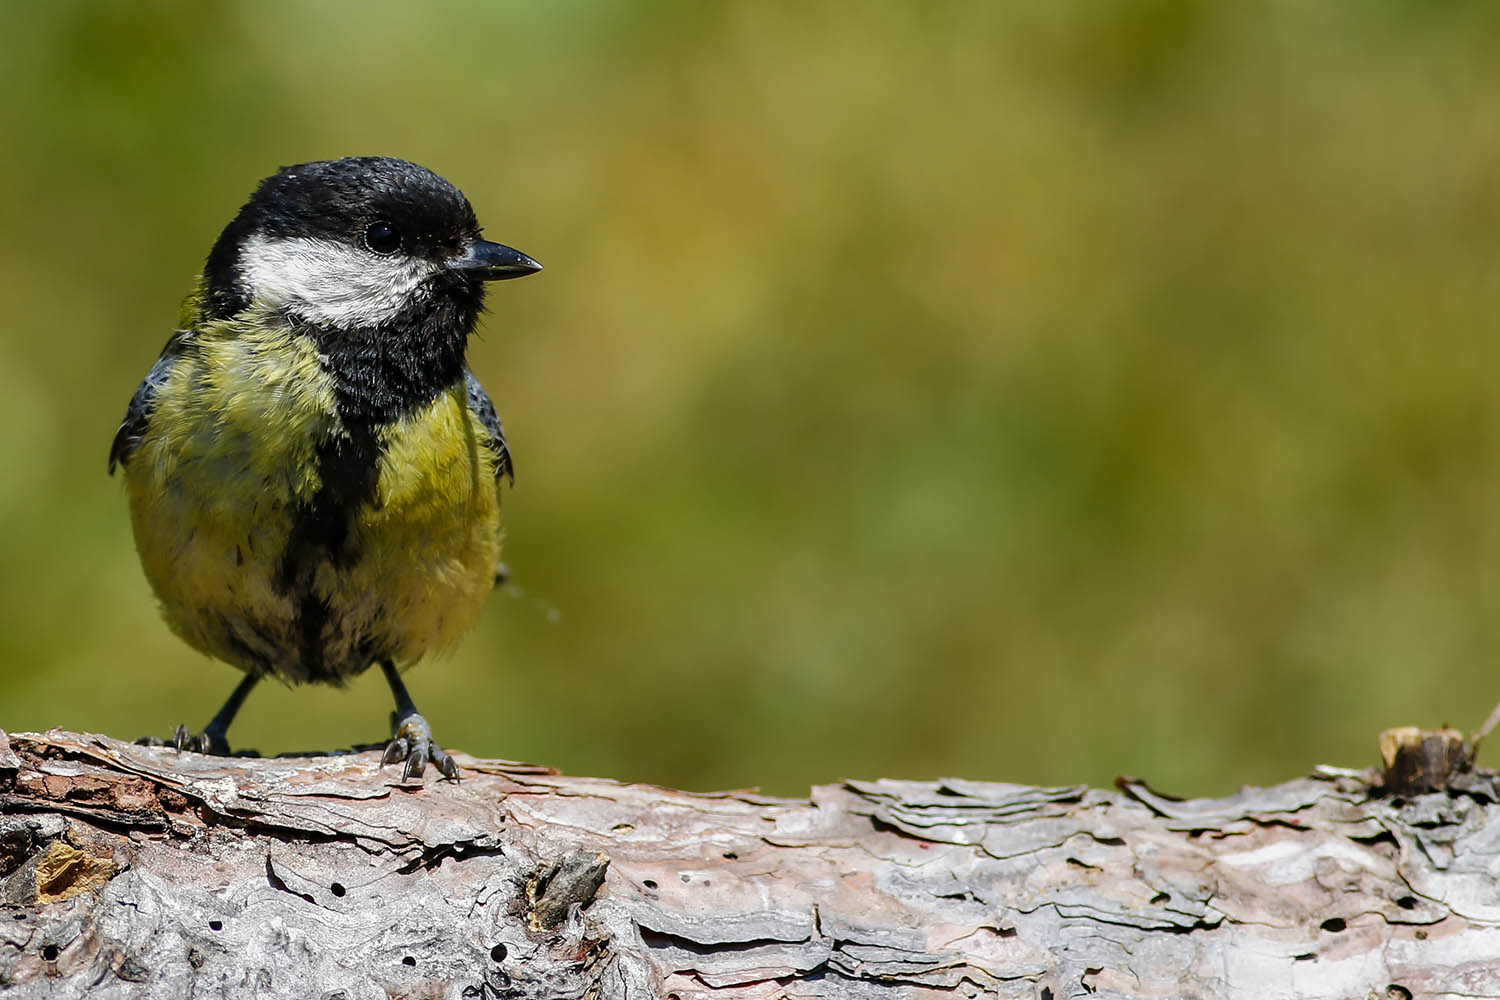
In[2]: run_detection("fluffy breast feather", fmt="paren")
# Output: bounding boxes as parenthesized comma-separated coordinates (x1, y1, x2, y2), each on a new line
(326, 386, 504, 665)
(123, 326, 335, 668)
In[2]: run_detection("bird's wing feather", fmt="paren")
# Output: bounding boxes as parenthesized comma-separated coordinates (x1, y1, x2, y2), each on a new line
(463, 369, 514, 485)
(108, 330, 191, 475)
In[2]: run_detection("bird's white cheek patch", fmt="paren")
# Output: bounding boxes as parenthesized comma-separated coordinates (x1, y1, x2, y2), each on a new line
(238, 234, 437, 328)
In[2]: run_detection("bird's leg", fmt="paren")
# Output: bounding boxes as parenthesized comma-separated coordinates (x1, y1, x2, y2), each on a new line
(379, 660, 459, 782)
(138, 672, 261, 756)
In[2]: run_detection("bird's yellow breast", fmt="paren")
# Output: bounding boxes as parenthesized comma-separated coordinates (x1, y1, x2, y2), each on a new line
(124, 321, 502, 683)
(331, 387, 504, 667)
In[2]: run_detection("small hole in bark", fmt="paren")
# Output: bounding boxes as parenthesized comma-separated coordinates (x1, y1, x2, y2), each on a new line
(643, 879, 658, 890)
(401, 956, 416, 967)
(1150, 891, 1170, 905)
(1396, 895, 1417, 909)
(490, 943, 507, 962)
(1414, 930, 1427, 940)
(1040, 989, 1053, 1000)
(41, 944, 58, 961)
(330, 882, 346, 897)
(1386, 987, 1412, 1000)
(208, 920, 222, 932)
(1321, 917, 1346, 933)
(1293, 953, 1315, 961)
(722, 851, 737, 860)
(611, 823, 634, 833)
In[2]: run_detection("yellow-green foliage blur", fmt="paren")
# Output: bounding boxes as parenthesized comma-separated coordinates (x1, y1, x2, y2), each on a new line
(1, 2, 1496, 796)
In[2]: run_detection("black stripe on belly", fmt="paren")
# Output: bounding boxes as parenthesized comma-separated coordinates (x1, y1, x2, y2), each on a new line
(276, 420, 382, 680)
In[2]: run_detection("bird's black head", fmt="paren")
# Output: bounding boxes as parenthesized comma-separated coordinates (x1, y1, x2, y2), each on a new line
(202, 156, 541, 329)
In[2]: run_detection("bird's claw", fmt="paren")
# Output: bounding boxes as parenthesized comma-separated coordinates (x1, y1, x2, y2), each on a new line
(381, 713, 460, 783)
(135, 724, 236, 756)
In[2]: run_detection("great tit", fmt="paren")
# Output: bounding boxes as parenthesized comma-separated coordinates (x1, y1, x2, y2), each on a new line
(109, 156, 541, 781)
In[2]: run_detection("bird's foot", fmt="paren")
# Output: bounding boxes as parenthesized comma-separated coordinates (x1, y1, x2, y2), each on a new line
(135, 724, 255, 757)
(382, 712, 460, 783)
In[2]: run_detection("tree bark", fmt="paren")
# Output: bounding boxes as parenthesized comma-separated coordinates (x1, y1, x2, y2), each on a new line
(0, 728, 1494, 999)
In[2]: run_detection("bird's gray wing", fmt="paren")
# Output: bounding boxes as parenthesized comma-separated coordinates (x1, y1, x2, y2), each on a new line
(463, 368, 514, 485)
(108, 331, 190, 475)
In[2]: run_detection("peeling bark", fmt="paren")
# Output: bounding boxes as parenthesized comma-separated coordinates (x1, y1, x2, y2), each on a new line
(0, 729, 1496, 998)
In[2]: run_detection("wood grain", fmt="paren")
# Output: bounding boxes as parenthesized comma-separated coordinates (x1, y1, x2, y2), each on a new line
(0, 729, 1495, 998)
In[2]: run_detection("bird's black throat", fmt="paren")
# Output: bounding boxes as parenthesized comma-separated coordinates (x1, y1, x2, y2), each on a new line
(314, 291, 475, 426)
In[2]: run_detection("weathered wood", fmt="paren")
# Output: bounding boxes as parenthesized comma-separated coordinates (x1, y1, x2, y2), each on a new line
(0, 728, 1496, 998)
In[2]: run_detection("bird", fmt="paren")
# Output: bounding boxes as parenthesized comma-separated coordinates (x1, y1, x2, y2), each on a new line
(108, 156, 541, 781)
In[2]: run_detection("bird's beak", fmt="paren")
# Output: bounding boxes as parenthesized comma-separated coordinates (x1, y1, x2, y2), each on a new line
(446, 240, 543, 281)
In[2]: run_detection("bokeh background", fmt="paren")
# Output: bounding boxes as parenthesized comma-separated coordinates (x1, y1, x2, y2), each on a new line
(1, 1, 1496, 797)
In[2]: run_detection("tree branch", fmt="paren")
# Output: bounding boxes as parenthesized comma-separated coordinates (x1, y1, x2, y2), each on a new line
(0, 728, 1495, 998)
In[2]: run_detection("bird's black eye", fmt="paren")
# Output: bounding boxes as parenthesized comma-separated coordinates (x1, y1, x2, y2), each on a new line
(363, 221, 402, 255)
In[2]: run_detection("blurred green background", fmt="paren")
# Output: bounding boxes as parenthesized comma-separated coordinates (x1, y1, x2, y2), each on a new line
(0, 1, 1496, 798)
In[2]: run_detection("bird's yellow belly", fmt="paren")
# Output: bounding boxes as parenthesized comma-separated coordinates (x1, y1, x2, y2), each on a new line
(125, 334, 501, 683)
(324, 390, 504, 673)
